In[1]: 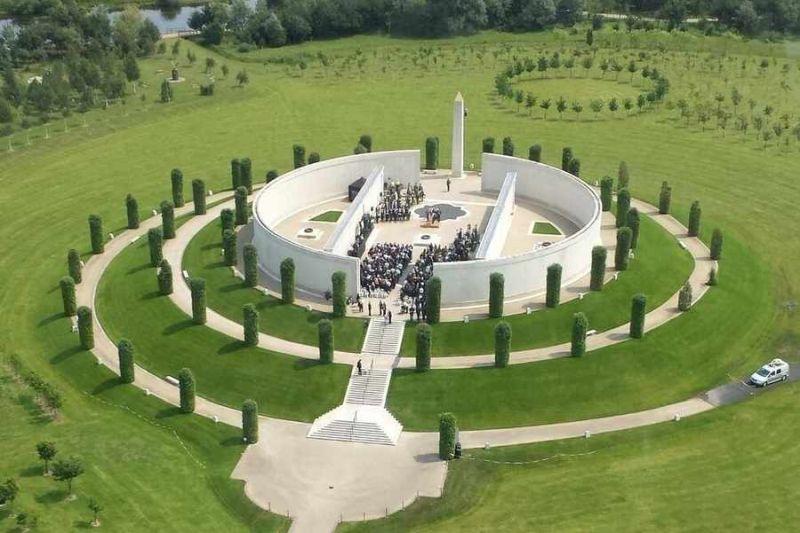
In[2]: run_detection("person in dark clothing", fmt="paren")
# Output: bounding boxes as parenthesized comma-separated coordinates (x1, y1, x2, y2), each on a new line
(388, 310, 393, 324)
(368, 301, 372, 316)
(356, 359, 362, 376)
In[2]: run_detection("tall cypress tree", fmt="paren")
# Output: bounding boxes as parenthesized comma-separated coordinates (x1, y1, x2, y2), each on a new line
(426, 276, 441, 324)
(190, 278, 206, 324)
(415, 323, 431, 372)
(77, 306, 94, 349)
(230, 158, 242, 190)
(125, 194, 140, 229)
(242, 400, 259, 443)
(571, 312, 588, 357)
(220, 208, 235, 237)
(234, 186, 248, 225)
(502, 136, 514, 156)
(630, 293, 647, 338)
(710, 228, 724, 260)
(688, 201, 702, 237)
(600, 177, 614, 212)
(242, 304, 259, 346)
(171, 169, 185, 207)
(157, 258, 173, 295)
(616, 188, 631, 228)
(425, 137, 439, 170)
(88, 215, 104, 254)
(528, 144, 542, 162)
(489, 272, 504, 318)
(627, 207, 641, 249)
(240, 157, 253, 193)
(148, 228, 163, 267)
(546, 263, 562, 308)
(60, 276, 76, 316)
(178, 368, 195, 413)
(494, 321, 512, 368)
(280, 258, 295, 304)
(318, 319, 333, 364)
(561, 146, 573, 171)
(292, 145, 306, 168)
(118, 338, 135, 384)
(658, 181, 672, 214)
(243, 244, 258, 287)
(590, 246, 607, 291)
(222, 229, 237, 266)
(482, 137, 495, 153)
(438, 413, 457, 460)
(192, 179, 207, 215)
(67, 249, 82, 284)
(615, 227, 633, 270)
(161, 201, 175, 239)
(331, 271, 346, 318)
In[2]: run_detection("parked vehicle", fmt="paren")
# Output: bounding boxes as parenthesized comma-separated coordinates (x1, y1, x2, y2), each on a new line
(749, 359, 790, 387)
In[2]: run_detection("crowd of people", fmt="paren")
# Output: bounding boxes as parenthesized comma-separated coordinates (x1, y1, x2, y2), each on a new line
(374, 181, 425, 223)
(359, 242, 413, 296)
(347, 213, 375, 258)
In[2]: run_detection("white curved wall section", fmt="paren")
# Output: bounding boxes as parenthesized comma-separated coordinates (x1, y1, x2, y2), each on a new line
(324, 166, 384, 256)
(475, 171, 516, 260)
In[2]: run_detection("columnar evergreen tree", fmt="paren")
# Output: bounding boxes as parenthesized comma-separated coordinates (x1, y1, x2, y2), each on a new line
(178, 368, 195, 413)
(125, 194, 140, 229)
(617, 161, 630, 190)
(242, 304, 259, 346)
(234, 186, 248, 225)
(280, 258, 295, 303)
(600, 177, 614, 212)
(359, 134, 373, 152)
(171, 168, 184, 207)
(489, 272, 504, 318)
(318, 319, 333, 364)
(688, 201, 702, 237)
(415, 323, 431, 372)
(292, 144, 306, 168)
(117, 338, 135, 384)
(567, 157, 580, 176)
(561, 147, 573, 171)
(678, 282, 693, 311)
(494, 321, 511, 368)
(630, 293, 647, 339)
(190, 278, 206, 324)
(242, 399, 258, 443)
(230, 158, 242, 190)
(571, 312, 588, 357)
(161, 201, 175, 239)
(88, 215, 104, 254)
(615, 227, 633, 270)
(77, 306, 94, 349)
(482, 137, 495, 153)
(707, 267, 718, 286)
(157, 259, 173, 295)
(240, 157, 253, 193)
(502, 136, 514, 156)
(528, 144, 542, 162)
(426, 276, 441, 324)
(710, 228, 723, 260)
(616, 188, 631, 228)
(220, 208, 234, 237)
(60, 276, 76, 316)
(590, 246, 607, 291)
(67, 249, 82, 284)
(331, 271, 346, 318)
(425, 136, 439, 170)
(438, 412, 457, 460)
(192, 179, 207, 215)
(658, 181, 672, 214)
(546, 263, 562, 308)
(308, 152, 321, 164)
(147, 228, 163, 267)
(222, 229, 237, 266)
(265, 170, 278, 183)
(243, 244, 258, 287)
(627, 208, 641, 249)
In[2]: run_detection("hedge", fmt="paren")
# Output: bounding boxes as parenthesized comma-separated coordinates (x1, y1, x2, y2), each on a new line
(230, 158, 242, 190)
(318, 319, 333, 364)
(7, 355, 63, 410)
(178, 368, 195, 413)
(243, 304, 259, 346)
(308, 152, 321, 164)
(438, 412, 457, 460)
(331, 271, 347, 318)
(147, 228, 163, 267)
(615, 227, 633, 271)
(571, 312, 588, 357)
(482, 137, 495, 153)
(265, 169, 278, 183)
(528, 144, 542, 162)
(545, 263, 562, 308)
(161, 201, 175, 239)
(678, 282, 693, 311)
(494, 321, 512, 367)
(488, 272, 505, 318)
(590, 246, 607, 291)
(658, 181, 672, 215)
(60, 276, 76, 316)
(280, 258, 295, 304)
(243, 244, 258, 287)
(242, 399, 259, 444)
(502, 136, 514, 156)
(240, 157, 253, 193)
(67, 249, 82, 284)
(171, 168, 185, 207)
(222, 229, 237, 267)
(77, 306, 94, 350)
(688, 201, 702, 237)
(615, 188, 631, 228)
(630, 293, 647, 339)
(117, 338, 135, 384)
(190, 278, 206, 324)
(710, 228, 723, 260)
(415, 323, 431, 372)
(220, 208, 235, 237)
(599, 177, 614, 212)
(426, 276, 441, 324)
(425, 136, 439, 170)
(627, 207, 640, 249)
(192, 179, 207, 215)
(88, 214, 104, 254)
(157, 259, 173, 295)
(561, 146, 573, 171)
(234, 186, 248, 225)
(125, 194, 140, 229)
(292, 144, 306, 168)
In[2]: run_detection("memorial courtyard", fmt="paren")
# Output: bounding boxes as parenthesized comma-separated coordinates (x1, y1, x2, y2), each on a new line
(1, 9, 800, 533)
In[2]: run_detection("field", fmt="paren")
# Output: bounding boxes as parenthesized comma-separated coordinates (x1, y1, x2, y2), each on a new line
(0, 23, 798, 532)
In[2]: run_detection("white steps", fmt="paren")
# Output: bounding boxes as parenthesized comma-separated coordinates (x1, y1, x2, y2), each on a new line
(344, 368, 391, 406)
(307, 405, 403, 446)
(362, 319, 405, 356)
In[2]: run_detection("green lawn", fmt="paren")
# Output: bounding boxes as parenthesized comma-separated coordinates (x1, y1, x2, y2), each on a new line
(96, 237, 350, 422)
(311, 210, 344, 222)
(400, 214, 694, 357)
(183, 221, 367, 352)
(531, 221, 561, 235)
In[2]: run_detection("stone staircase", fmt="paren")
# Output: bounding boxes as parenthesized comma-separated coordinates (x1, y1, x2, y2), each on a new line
(345, 367, 392, 406)
(362, 319, 405, 356)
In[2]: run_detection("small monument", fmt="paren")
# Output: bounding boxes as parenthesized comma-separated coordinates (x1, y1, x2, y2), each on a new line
(451, 92, 465, 178)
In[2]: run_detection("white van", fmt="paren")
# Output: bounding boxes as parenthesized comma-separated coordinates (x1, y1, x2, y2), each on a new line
(749, 359, 790, 387)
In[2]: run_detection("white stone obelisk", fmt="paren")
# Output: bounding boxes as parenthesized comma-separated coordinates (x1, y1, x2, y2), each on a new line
(451, 92, 464, 178)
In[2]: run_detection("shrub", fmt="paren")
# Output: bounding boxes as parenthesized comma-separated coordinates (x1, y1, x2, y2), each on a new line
(280, 258, 295, 303)
(292, 144, 306, 168)
(706, 225, 724, 260)
(494, 321, 512, 367)
(220, 208, 234, 237)
(688, 201, 702, 237)
(415, 323, 431, 372)
(425, 136, 439, 170)
(157, 259, 173, 295)
(67, 249, 82, 284)
(178, 368, 195, 413)
(243, 244, 258, 287)
(502, 136, 514, 156)
(590, 246, 607, 291)
(438, 412, 457, 460)
(600, 177, 614, 212)
(488, 272, 504, 318)
(571, 312, 588, 357)
(707, 266, 718, 286)
(242, 399, 259, 443)
(615, 227, 633, 270)
(77, 306, 94, 349)
(230, 158, 241, 190)
(125, 194, 140, 229)
(617, 161, 630, 190)
(546, 263, 562, 308)
(567, 157, 581, 177)
(243, 304, 259, 346)
(561, 146, 573, 171)
(222, 229, 237, 266)
(171, 168, 184, 207)
(528, 144, 542, 162)
(265, 169, 278, 183)
(482, 137, 495, 153)
(240, 157, 253, 193)
(359, 134, 373, 152)
(658, 181, 671, 214)
(118, 338, 135, 384)
(147, 228, 163, 267)
(630, 293, 647, 338)
(308, 152, 320, 164)
(627, 208, 640, 249)
(318, 319, 333, 364)
(678, 282, 693, 311)
(331, 271, 346, 318)
(60, 276, 76, 316)
(161, 201, 175, 239)
(190, 278, 206, 324)
(88, 215, 104, 254)
(234, 186, 248, 225)
(616, 188, 631, 228)
(192, 179, 207, 215)
(426, 276, 441, 324)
